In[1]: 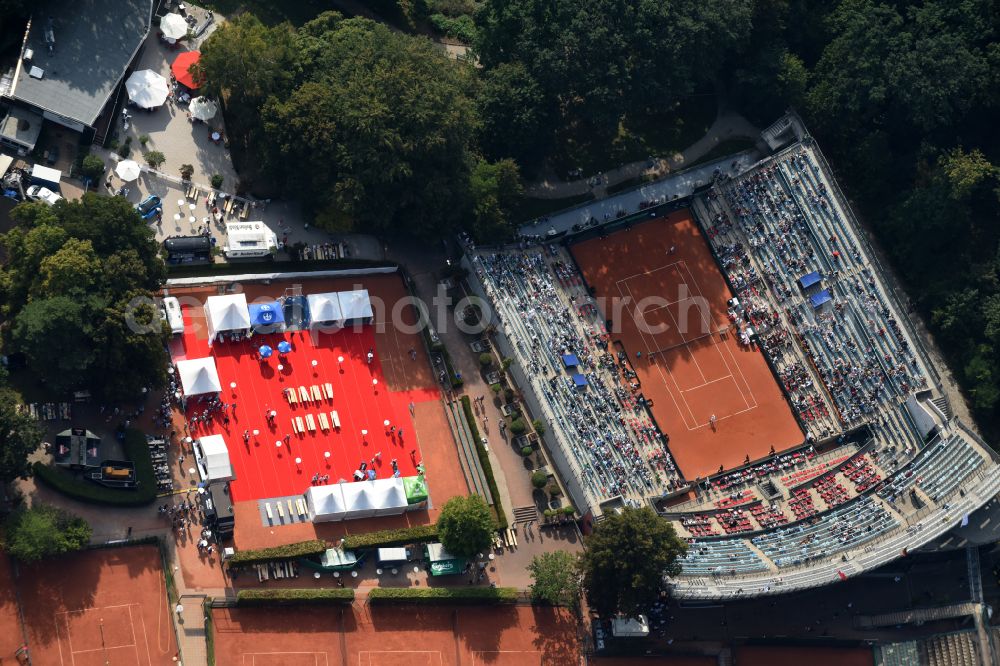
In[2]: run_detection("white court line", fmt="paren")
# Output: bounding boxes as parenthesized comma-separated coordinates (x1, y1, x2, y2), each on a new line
(679, 261, 758, 411)
(358, 650, 443, 666)
(58, 603, 145, 666)
(243, 652, 329, 666)
(614, 261, 686, 285)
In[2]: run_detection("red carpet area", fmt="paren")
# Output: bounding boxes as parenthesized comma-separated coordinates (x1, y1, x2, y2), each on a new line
(175, 297, 438, 503)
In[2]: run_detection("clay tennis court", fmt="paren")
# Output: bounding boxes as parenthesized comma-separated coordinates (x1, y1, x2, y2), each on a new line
(0, 555, 27, 662)
(16, 545, 176, 665)
(571, 210, 802, 478)
(169, 274, 441, 502)
(212, 604, 579, 665)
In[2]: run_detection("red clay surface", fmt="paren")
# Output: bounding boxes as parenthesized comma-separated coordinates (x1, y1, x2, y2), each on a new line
(735, 645, 874, 666)
(232, 399, 469, 550)
(170, 275, 440, 502)
(17, 545, 176, 666)
(571, 211, 803, 478)
(0, 555, 26, 661)
(212, 604, 579, 665)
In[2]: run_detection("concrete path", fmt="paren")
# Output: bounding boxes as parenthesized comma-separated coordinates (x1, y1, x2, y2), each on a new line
(525, 110, 759, 200)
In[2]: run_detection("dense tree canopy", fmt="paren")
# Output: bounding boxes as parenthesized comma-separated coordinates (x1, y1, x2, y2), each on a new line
(0, 386, 43, 484)
(474, 0, 752, 163)
(581, 507, 686, 618)
(3, 503, 92, 562)
(0, 195, 168, 401)
(528, 550, 581, 608)
(202, 13, 489, 239)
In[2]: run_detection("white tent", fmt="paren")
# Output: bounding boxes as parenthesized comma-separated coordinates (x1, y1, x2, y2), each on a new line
(341, 482, 377, 519)
(304, 484, 347, 522)
(205, 293, 251, 345)
(176, 357, 222, 396)
(337, 289, 373, 323)
(307, 292, 342, 328)
(370, 478, 409, 516)
(196, 434, 234, 482)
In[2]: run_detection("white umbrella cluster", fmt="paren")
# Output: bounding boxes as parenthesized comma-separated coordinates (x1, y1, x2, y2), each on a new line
(125, 70, 169, 109)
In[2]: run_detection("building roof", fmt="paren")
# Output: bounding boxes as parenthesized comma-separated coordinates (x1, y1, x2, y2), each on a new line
(11, 0, 152, 127)
(0, 106, 43, 150)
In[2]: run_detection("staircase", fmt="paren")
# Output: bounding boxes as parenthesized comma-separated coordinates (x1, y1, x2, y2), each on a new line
(932, 396, 953, 420)
(512, 506, 538, 524)
(967, 546, 983, 603)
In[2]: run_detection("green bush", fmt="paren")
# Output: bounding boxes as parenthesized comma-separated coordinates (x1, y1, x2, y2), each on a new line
(79, 154, 106, 182)
(342, 524, 439, 550)
(461, 396, 508, 528)
(531, 419, 547, 436)
(501, 357, 513, 370)
(479, 352, 494, 367)
(428, 13, 477, 43)
(503, 387, 514, 401)
(138, 134, 150, 146)
(144, 150, 166, 169)
(531, 471, 548, 489)
(210, 173, 224, 189)
(490, 383, 501, 394)
(228, 539, 327, 565)
(31, 429, 157, 506)
(179, 164, 195, 181)
(562, 506, 576, 516)
(520, 445, 533, 457)
(236, 588, 355, 606)
(509, 418, 527, 436)
(367, 587, 519, 605)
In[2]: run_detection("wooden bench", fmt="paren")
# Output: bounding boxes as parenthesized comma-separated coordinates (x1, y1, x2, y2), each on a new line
(323, 383, 333, 400)
(296, 499, 307, 516)
(286, 499, 295, 517)
(311, 385, 321, 402)
(298, 386, 310, 404)
(291, 418, 301, 434)
(276, 502, 285, 519)
(331, 410, 341, 429)
(284, 388, 297, 405)
(318, 412, 330, 431)
(305, 413, 316, 432)
(265, 503, 274, 521)
(296, 416, 305, 433)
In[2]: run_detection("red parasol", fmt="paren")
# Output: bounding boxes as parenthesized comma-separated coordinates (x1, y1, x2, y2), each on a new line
(172, 50, 204, 89)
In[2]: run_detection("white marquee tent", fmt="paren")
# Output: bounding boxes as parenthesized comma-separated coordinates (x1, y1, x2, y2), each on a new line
(205, 293, 251, 345)
(341, 482, 377, 519)
(196, 434, 234, 482)
(337, 289, 374, 324)
(304, 484, 347, 522)
(307, 292, 342, 328)
(176, 357, 222, 396)
(370, 478, 408, 516)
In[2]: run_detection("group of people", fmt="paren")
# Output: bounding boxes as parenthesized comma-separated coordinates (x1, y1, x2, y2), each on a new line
(473, 246, 680, 506)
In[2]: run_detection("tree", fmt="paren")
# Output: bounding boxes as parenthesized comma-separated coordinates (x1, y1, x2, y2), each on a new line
(259, 16, 479, 238)
(580, 506, 686, 618)
(3, 503, 92, 562)
(436, 495, 495, 558)
(12, 297, 96, 394)
(528, 551, 581, 607)
(0, 387, 43, 483)
(938, 147, 998, 200)
(469, 159, 523, 243)
(179, 164, 195, 181)
(79, 154, 105, 183)
(144, 151, 165, 169)
(477, 62, 552, 167)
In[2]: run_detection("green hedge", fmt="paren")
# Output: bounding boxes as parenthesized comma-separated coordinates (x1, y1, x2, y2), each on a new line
(236, 588, 355, 606)
(203, 598, 216, 666)
(367, 587, 519, 605)
(31, 428, 157, 506)
(228, 539, 327, 565)
(342, 524, 439, 550)
(460, 396, 508, 528)
(441, 348, 464, 387)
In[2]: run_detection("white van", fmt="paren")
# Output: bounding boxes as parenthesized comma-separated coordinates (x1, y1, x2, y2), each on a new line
(376, 547, 409, 564)
(162, 296, 184, 335)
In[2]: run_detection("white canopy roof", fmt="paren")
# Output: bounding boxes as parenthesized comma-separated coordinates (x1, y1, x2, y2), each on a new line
(305, 484, 347, 522)
(307, 292, 342, 325)
(197, 434, 233, 482)
(176, 357, 222, 396)
(337, 289, 373, 322)
(370, 478, 408, 516)
(205, 293, 250, 343)
(341, 482, 377, 518)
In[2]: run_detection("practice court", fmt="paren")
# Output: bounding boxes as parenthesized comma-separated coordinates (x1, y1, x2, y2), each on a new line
(571, 210, 802, 478)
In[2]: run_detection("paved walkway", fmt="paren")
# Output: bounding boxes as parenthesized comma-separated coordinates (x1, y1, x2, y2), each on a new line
(525, 110, 759, 200)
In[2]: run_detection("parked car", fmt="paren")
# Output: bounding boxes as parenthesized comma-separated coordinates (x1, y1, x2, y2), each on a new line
(25, 185, 63, 206)
(135, 195, 162, 220)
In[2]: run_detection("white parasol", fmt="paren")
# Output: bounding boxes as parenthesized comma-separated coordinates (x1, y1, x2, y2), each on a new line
(125, 70, 169, 109)
(188, 97, 218, 121)
(115, 160, 142, 182)
(160, 13, 189, 40)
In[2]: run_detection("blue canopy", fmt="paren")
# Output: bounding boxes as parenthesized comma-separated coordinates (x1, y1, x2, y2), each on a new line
(561, 354, 580, 368)
(277, 340, 292, 354)
(259, 345, 273, 359)
(810, 290, 833, 308)
(799, 271, 822, 289)
(249, 302, 284, 327)
(572, 373, 589, 387)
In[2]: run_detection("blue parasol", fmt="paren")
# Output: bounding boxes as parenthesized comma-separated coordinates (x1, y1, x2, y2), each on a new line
(277, 340, 292, 354)
(259, 345, 273, 359)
